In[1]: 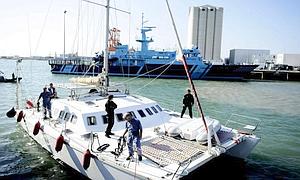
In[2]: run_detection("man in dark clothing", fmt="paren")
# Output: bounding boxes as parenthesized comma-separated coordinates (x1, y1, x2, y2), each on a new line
(180, 89, 194, 118)
(38, 87, 52, 119)
(48, 83, 57, 99)
(105, 95, 117, 138)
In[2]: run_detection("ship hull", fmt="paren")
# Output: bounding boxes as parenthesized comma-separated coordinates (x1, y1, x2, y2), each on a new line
(49, 62, 258, 81)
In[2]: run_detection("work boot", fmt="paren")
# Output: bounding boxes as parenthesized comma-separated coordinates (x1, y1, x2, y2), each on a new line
(105, 134, 111, 138)
(126, 155, 133, 160)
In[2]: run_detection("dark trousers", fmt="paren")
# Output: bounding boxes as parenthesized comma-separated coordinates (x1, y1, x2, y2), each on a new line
(181, 105, 193, 118)
(105, 114, 114, 134)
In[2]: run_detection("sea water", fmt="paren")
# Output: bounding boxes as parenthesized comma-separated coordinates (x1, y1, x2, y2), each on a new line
(0, 59, 299, 179)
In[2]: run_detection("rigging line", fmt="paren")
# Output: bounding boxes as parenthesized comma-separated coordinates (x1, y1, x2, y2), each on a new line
(33, 0, 54, 55)
(83, 0, 130, 14)
(128, 0, 131, 47)
(133, 59, 176, 94)
(113, 0, 118, 27)
(83, 62, 98, 76)
(81, 3, 85, 60)
(71, 0, 82, 54)
(85, 5, 90, 56)
(91, 8, 103, 55)
(113, 59, 177, 86)
(27, 16, 32, 57)
(165, 0, 208, 132)
(26, 16, 33, 87)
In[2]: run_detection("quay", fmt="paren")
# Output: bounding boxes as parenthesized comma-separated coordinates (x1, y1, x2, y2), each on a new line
(249, 69, 300, 81)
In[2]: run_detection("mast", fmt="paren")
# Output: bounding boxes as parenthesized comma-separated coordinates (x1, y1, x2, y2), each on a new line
(165, 0, 208, 132)
(82, 0, 130, 89)
(103, 0, 110, 88)
(16, 59, 22, 109)
(63, 10, 67, 60)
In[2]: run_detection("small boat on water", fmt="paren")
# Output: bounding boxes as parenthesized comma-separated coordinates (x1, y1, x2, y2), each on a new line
(7, 1, 260, 179)
(0, 71, 22, 83)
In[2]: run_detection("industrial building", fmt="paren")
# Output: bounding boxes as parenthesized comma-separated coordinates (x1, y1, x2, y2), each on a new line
(187, 5, 223, 61)
(272, 54, 300, 66)
(229, 49, 270, 65)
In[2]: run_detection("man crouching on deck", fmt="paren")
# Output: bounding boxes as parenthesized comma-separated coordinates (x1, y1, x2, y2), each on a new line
(122, 112, 143, 161)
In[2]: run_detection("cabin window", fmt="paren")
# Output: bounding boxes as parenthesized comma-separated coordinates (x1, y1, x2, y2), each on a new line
(129, 111, 137, 118)
(138, 110, 146, 118)
(70, 115, 77, 124)
(102, 115, 108, 124)
(156, 105, 162, 111)
(116, 113, 124, 121)
(145, 108, 153, 115)
(151, 106, 158, 113)
(87, 116, 97, 125)
(85, 101, 95, 105)
(64, 112, 71, 121)
(59, 111, 65, 119)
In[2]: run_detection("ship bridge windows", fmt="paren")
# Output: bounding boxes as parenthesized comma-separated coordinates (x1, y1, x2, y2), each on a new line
(87, 116, 97, 126)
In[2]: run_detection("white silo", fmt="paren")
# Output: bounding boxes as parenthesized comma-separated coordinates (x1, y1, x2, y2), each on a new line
(187, 5, 223, 61)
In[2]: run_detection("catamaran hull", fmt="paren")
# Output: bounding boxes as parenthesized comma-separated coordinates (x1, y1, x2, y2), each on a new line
(17, 112, 143, 180)
(14, 107, 259, 179)
(225, 135, 260, 159)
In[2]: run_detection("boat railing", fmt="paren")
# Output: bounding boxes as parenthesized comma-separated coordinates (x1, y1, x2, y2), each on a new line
(48, 57, 93, 66)
(225, 113, 261, 134)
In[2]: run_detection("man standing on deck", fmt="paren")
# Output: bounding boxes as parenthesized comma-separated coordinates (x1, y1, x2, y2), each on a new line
(122, 112, 143, 161)
(180, 89, 194, 118)
(48, 83, 57, 99)
(105, 95, 117, 138)
(38, 87, 52, 119)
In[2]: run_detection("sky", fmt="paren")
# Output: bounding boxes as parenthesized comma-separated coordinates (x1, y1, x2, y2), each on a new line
(0, 0, 299, 59)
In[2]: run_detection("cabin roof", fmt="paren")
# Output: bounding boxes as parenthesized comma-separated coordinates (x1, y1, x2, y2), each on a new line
(54, 94, 157, 113)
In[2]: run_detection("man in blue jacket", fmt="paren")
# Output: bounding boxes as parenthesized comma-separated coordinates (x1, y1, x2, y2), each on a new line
(122, 112, 143, 161)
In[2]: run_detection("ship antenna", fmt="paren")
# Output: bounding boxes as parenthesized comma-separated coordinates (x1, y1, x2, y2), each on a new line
(165, 0, 208, 132)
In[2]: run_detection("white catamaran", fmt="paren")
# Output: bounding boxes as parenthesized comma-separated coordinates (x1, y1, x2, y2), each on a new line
(6, 0, 260, 179)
